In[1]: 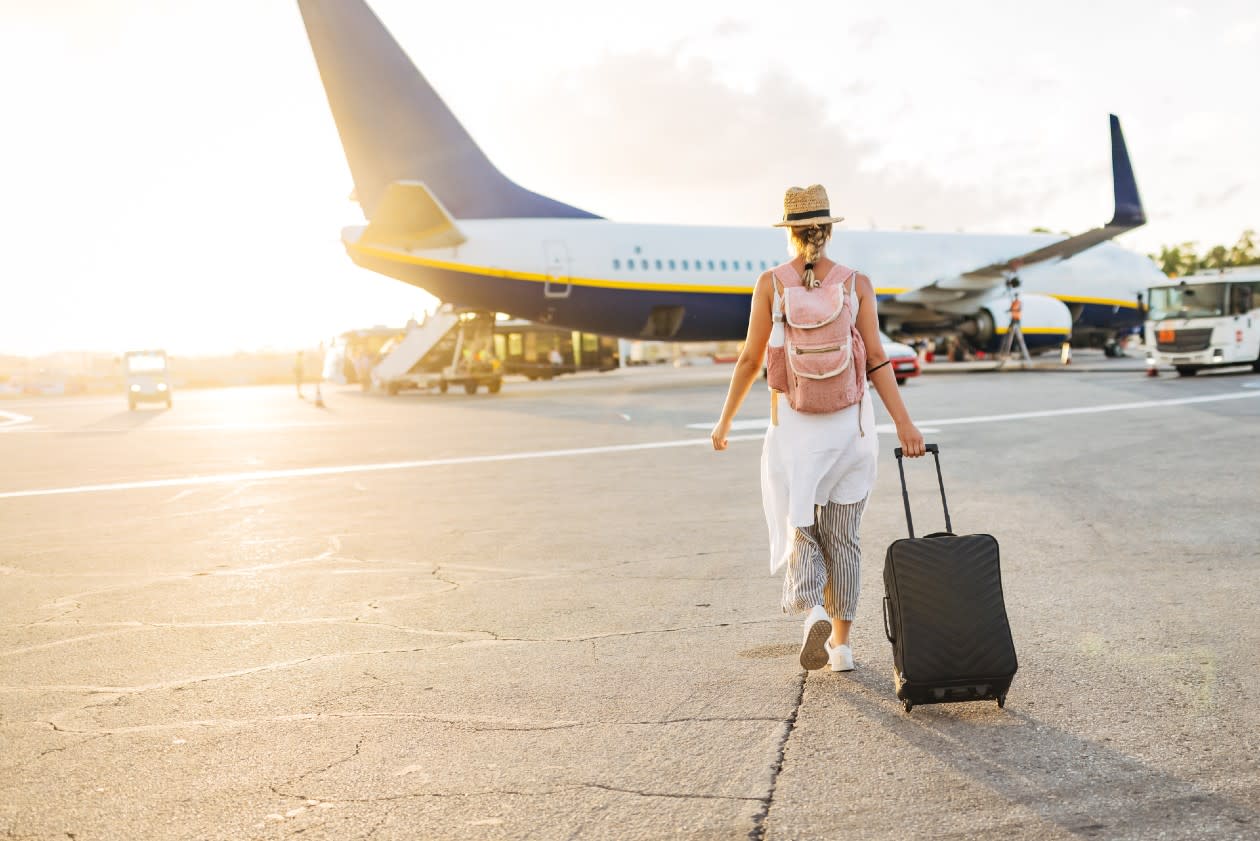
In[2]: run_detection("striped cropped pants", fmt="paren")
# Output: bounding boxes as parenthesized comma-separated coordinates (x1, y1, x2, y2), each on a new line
(781, 498, 866, 620)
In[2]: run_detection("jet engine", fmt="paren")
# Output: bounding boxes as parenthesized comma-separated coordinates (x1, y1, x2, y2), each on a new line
(959, 293, 1073, 354)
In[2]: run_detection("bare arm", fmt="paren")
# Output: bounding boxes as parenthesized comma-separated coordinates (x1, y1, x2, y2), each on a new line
(854, 274, 926, 457)
(711, 272, 774, 451)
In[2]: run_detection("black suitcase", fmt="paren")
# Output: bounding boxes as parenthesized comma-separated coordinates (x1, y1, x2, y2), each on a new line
(882, 445, 1017, 713)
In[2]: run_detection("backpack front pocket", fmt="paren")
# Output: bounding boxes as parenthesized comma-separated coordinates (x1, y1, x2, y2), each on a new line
(787, 338, 852, 380)
(784, 285, 845, 329)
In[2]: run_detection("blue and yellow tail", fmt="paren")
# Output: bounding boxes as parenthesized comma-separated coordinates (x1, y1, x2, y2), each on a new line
(297, 0, 599, 222)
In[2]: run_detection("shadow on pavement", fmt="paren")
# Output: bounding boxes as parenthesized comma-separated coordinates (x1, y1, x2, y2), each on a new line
(70, 408, 167, 434)
(826, 666, 1256, 838)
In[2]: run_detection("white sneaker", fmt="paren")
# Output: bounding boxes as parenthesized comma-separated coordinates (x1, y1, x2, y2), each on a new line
(825, 641, 855, 672)
(799, 605, 832, 670)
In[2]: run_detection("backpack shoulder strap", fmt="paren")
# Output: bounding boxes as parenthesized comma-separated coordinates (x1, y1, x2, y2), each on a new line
(768, 268, 785, 320)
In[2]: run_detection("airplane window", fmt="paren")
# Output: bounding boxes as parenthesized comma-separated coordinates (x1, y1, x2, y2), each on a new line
(668, 259, 676, 270)
(655, 259, 662, 270)
(613, 259, 621, 270)
(641, 259, 649, 270)
(745, 260, 752, 271)
(708, 260, 714, 270)
(720, 261, 727, 271)
(760, 261, 767, 270)
(682, 260, 689, 270)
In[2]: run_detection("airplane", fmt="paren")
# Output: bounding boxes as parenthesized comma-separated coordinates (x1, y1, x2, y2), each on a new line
(297, 0, 1166, 356)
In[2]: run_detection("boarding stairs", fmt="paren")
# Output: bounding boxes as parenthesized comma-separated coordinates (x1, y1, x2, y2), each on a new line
(372, 305, 461, 385)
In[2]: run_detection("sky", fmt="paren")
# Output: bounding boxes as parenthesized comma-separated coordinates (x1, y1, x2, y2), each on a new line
(1, 0, 1256, 356)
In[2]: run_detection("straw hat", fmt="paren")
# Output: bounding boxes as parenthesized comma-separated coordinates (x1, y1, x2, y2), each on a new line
(772, 184, 845, 227)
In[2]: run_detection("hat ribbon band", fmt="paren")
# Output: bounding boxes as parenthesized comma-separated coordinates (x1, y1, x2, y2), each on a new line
(783, 209, 832, 222)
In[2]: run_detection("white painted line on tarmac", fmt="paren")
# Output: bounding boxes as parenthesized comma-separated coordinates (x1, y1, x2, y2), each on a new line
(687, 390, 1260, 431)
(0, 434, 767, 501)
(5, 389, 1258, 502)
(687, 419, 939, 434)
(0, 410, 33, 430)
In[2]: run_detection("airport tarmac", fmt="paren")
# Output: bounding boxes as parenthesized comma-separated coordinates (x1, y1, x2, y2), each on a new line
(2, 366, 1258, 841)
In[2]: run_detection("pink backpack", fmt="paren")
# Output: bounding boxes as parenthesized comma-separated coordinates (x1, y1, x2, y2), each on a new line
(765, 261, 867, 415)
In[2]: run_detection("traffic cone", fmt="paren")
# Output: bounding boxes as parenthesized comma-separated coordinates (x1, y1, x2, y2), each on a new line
(1145, 356, 1159, 377)
(314, 380, 325, 408)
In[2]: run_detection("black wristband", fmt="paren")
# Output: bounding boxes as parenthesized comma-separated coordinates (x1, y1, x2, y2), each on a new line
(866, 359, 891, 376)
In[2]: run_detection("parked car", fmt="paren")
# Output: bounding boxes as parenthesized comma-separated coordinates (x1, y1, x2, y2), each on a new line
(879, 332, 921, 385)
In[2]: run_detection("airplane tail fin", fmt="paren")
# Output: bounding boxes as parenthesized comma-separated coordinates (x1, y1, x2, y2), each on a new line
(1107, 114, 1145, 227)
(297, 0, 598, 222)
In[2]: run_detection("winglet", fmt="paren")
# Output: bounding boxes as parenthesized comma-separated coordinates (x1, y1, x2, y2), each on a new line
(1108, 114, 1145, 228)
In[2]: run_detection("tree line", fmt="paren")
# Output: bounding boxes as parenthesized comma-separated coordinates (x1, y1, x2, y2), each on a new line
(1149, 229, 1258, 277)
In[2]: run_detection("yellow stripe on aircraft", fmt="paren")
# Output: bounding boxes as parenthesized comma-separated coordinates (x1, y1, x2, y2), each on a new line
(1050, 294, 1140, 310)
(994, 326, 1072, 335)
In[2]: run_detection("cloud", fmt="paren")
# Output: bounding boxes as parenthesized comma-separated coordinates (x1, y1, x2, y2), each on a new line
(506, 50, 1024, 231)
(849, 17, 887, 47)
(710, 18, 747, 38)
(1194, 183, 1245, 209)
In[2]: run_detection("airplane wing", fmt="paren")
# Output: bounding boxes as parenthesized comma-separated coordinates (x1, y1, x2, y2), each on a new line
(888, 115, 1145, 309)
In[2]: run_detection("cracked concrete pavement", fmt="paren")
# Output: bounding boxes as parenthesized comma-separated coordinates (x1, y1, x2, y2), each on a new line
(2, 367, 1259, 839)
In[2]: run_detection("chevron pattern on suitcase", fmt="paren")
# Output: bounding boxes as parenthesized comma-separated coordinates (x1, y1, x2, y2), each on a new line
(885, 534, 1017, 684)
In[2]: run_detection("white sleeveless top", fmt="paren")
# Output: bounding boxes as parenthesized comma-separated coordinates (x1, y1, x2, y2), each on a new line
(761, 280, 878, 574)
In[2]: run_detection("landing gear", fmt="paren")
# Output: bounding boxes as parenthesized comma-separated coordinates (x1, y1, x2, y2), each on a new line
(997, 694, 1007, 709)
(1175, 366, 1199, 377)
(464, 381, 478, 395)
(487, 378, 502, 394)
(902, 699, 913, 713)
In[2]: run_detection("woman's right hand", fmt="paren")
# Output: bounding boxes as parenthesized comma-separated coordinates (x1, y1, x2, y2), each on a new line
(897, 421, 926, 457)
(711, 418, 732, 451)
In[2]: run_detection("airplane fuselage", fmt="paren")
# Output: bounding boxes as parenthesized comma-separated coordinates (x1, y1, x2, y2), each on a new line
(344, 220, 1164, 348)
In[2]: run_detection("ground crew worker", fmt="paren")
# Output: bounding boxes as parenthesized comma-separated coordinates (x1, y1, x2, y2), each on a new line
(998, 292, 1031, 365)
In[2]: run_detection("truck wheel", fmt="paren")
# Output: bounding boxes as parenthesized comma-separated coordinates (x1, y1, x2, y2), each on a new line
(464, 381, 478, 395)
(1175, 366, 1198, 377)
(896, 377, 907, 386)
(488, 378, 502, 394)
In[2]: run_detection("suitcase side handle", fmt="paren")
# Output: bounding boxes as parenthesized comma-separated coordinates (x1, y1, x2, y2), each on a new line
(882, 596, 895, 643)
(893, 444, 952, 539)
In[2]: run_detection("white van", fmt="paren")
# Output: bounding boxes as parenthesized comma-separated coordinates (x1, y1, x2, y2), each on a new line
(124, 350, 172, 409)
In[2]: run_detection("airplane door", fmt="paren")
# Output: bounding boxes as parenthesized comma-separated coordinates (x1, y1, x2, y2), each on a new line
(543, 241, 571, 299)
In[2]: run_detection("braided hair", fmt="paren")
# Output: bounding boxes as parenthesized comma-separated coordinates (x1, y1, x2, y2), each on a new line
(789, 224, 832, 288)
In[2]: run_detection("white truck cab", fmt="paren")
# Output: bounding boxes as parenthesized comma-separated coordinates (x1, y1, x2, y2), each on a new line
(124, 350, 172, 409)
(1146, 269, 1260, 377)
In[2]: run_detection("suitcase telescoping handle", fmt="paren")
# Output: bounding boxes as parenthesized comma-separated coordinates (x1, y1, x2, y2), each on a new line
(892, 443, 952, 539)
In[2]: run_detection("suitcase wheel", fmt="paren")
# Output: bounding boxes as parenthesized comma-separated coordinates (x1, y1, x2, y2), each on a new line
(997, 694, 1006, 709)
(902, 700, 913, 713)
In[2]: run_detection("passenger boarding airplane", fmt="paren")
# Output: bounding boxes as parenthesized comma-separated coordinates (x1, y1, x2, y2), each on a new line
(298, 0, 1166, 354)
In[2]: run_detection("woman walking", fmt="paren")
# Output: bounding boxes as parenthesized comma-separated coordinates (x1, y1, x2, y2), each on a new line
(712, 184, 925, 672)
